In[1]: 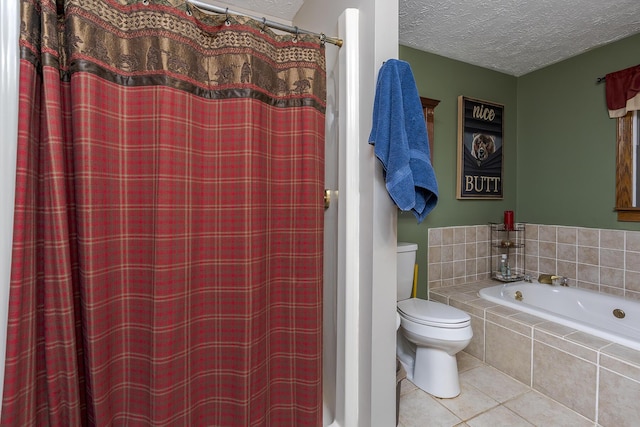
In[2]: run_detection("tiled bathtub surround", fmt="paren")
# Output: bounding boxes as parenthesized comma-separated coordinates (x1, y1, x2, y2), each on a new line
(430, 281, 640, 426)
(428, 224, 640, 301)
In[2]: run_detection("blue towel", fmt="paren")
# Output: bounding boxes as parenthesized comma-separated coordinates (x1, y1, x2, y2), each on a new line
(368, 59, 438, 223)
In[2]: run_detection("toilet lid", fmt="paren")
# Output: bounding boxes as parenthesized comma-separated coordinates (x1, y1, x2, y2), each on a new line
(397, 298, 470, 328)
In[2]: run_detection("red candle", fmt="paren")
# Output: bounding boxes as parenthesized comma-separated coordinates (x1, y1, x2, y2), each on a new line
(504, 210, 514, 230)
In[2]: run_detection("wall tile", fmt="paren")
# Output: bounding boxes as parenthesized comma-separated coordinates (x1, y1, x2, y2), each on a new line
(577, 246, 598, 265)
(557, 243, 576, 261)
(442, 261, 453, 281)
(557, 226, 577, 244)
(625, 271, 640, 292)
(465, 226, 477, 243)
(485, 322, 531, 385)
(600, 229, 624, 250)
(577, 263, 599, 284)
(486, 314, 533, 337)
(454, 276, 468, 285)
(442, 228, 454, 245)
(466, 242, 477, 259)
(426, 224, 638, 294)
(626, 251, 640, 272)
(477, 257, 490, 277)
(578, 227, 599, 247)
(429, 294, 449, 306)
(576, 281, 599, 292)
(524, 224, 539, 242)
(431, 279, 640, 427)
(428, 228, 442, 246)
(600, 267, 624, 289)
(626, 230, 640, 252)
(454, 260, 466, 278)
(451, 298, 486, 319)
(600, 355, 640, 383)
(532, 341, 597, 421)
(533, 330, 598, 363)
(556, 260, 576, 282)
(442, 277, 454, 287)
(466, 259, 477, 279)
(477, 224, 489, 242)
(626, 289, 640, 302)
(598, 369, 640, 427)
(600, 248, 624, 269)
(465, 314, 484, 361)
(539, 241, 556, 258)
(534, 321, 577, 337)
(524, 239, 538, 257)
(539, 225, 557, 242)
(477, 241, 489, 258)
(441, 244, 453, 261)
(428, 245, 441, 263)
(428, 279, 443, 290)
(601, 344, 640, 369)
(428, 262, 442, 280)
(600, 285, 624, 297)
(524, 255, 538, 277)
(538, 257, 556, 275)
(565, 331, 612, 352)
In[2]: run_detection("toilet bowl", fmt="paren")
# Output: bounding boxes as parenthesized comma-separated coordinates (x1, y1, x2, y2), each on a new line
(396, 242, 472, 398)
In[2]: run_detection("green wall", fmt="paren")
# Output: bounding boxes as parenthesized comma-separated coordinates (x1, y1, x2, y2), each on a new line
(517, 34, 640, 229)
(398, 33, 640, 298)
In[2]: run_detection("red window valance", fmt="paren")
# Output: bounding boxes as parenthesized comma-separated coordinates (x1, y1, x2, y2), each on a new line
(606, 64, 640, 118)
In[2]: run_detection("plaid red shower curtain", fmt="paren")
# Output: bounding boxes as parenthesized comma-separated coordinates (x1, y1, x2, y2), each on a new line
(3, 0, 325, 425)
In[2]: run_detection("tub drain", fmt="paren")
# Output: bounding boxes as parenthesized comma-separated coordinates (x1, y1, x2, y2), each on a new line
(613, 308, 625, 319)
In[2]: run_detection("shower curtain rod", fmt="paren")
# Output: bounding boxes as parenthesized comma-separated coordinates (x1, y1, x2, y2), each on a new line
(187, 0, 343, 47)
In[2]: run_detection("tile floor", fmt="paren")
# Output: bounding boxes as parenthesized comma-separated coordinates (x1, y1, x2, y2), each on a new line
(398, 352, 597, 427)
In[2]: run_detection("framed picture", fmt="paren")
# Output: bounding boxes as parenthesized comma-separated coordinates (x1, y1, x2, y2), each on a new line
(456, 96, 504, 199)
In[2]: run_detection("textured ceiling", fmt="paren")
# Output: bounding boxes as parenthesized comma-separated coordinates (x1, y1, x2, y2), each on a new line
(217, 0, 640, 77)
(400, 0, 640, 76)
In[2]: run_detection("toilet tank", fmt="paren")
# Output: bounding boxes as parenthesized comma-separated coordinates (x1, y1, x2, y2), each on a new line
(397, 242, 418, 301)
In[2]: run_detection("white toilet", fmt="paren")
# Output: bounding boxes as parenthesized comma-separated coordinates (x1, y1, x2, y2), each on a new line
(396, 242, 472, 398)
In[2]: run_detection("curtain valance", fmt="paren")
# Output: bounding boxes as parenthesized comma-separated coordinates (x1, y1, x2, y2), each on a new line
(606, 64, 640, 118)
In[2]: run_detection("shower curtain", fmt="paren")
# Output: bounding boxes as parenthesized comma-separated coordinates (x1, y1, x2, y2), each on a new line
(3, 0, 325, 425)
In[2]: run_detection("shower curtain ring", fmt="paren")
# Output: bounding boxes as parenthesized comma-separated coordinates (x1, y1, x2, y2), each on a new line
(224, 7, 231, 26)
(320, 33, 326, 46)
(260, 17, 267, 33)
(293, 26, 299, 43)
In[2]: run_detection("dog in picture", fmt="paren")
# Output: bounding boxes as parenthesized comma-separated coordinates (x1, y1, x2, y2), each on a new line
(471, 133, 495, 162)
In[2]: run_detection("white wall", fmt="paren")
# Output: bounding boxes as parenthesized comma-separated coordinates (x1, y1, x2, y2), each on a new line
(295, 1, 399, 426)
(0, 0, 20, 408)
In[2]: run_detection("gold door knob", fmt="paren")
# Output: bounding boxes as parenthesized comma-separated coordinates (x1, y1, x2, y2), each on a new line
(324, 189, 331, 209)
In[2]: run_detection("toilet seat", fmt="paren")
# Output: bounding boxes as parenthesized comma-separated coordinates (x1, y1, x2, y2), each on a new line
(397, 298, 470, 329)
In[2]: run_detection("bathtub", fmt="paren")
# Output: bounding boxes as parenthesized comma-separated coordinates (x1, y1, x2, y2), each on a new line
(479, 281, 640, 352)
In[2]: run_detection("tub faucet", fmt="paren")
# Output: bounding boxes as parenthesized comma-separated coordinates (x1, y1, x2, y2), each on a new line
(538, 274, 569, 286)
